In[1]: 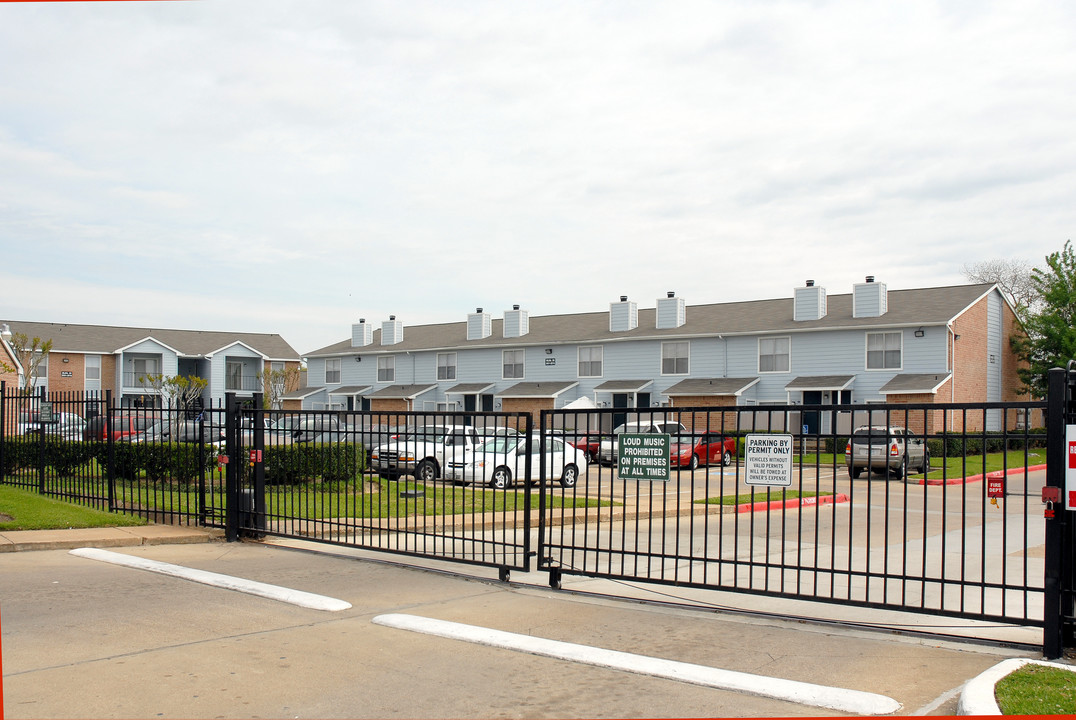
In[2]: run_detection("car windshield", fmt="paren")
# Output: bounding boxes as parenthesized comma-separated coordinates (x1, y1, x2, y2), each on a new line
(851, 428, 895, 444)
(478, 436, 522, 455)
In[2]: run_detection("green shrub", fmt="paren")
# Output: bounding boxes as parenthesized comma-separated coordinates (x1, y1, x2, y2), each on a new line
(264, 442, 364, 485)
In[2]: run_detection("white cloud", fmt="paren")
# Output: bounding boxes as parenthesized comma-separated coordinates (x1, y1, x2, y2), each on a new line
(1, 0, 1074, 354)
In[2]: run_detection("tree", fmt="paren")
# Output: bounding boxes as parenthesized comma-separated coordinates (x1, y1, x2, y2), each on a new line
(138, 373, 209, 412)
(257, 365, 305, 410)
(1, 332, 53, 394)
(963, 257, 1039, 320)
(1010, 241, 1076, 397)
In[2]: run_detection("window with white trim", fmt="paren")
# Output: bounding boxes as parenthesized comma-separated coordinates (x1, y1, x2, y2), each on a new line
(866, 331, 902, 370)
(661, 341, 689, 375)
(85, 355, 101, 380)
(377, 356, 395, 382)
(437, 352, 457, 381)
(325, 358, 341, 384)
(578, 346, 603, 378)
(758, 337, 790, 373)
(503, 349, 524, 379)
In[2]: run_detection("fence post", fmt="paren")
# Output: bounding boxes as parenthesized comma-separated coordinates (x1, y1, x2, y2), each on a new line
(36, 386, 46, 494)
(1044, 368, 1068, 658)
(0, 381, 5, 485)
(224, 392, 239, 542)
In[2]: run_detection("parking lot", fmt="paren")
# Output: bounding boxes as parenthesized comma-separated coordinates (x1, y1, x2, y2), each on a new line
(0, 540, 1034, 718)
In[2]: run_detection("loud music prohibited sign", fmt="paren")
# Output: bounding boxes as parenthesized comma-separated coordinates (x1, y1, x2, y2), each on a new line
(1068, 426, 1076, 510)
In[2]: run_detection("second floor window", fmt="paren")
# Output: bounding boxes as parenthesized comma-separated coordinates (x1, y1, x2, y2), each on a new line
(503, 349, 524, 379)
(85, 355, 101, 380)
(759, 337, 790, 373)
(578, 346, 603, 377)
(437, 352, 457, 381)
(661, 342, 689, 375)
(378, 356, 395, 382)
(226, 361, 243, 390)
(325, 358, 341, 384)
(866, 332, 902, 369)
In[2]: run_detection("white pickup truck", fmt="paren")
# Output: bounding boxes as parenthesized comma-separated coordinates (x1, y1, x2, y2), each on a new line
(370, 425, 480, 481)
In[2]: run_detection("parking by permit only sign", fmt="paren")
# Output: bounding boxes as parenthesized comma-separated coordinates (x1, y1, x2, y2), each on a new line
(618, 433, 671, 482)
(744, 434, 794, 487)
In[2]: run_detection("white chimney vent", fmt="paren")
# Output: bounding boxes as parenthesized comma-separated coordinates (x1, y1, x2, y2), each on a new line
(503, 305, 529, 338)
(610, 296, 638, 332)
(853, 277, 888, 318)
(467, 308, 491, 340)
(381, 316, 404, 345)
(656, 292, 686, 329)
(351, 318, 373, 347)
(794, 281, 827, 321)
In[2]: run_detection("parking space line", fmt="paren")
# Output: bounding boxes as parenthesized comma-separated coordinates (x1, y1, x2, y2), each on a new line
(69, 548, 352, 612)
(372, 613, 901, 715)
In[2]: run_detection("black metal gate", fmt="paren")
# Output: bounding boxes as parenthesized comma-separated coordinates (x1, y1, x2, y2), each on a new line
(1044, 366, 1076, 656)
(537, 399, 1071, 654)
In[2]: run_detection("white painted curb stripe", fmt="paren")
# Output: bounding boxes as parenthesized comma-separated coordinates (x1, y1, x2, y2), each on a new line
(373, 613, 901, 715)
(70, 548, 352, 612)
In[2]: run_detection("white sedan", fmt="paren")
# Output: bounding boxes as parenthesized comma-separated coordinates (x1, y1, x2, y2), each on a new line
(445, 433, 587, 489)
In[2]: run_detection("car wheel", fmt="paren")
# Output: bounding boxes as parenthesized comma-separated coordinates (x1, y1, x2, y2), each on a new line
(415, 459, 438, 483)
(920, 451, 930, 474)
(560, 464, 579, 488)
(892, 455, 907, 479)
(722, 450, 733, 467)
(489, 466, 512, 490)
(849, 466, 862, 479)
(689, 454, 700, 470)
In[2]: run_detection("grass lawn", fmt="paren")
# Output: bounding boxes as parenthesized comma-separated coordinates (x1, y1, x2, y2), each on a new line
(994, 663, 1076, 715)
(792, 448, 1046, 480)
(0, 484, 146, 531)
(696, 490, 827, 506)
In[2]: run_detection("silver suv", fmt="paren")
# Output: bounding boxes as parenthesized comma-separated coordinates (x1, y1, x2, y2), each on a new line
(845, 426, 928, 479)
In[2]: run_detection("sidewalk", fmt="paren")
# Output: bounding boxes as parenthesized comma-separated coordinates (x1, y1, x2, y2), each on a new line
(0, 523, 222, 553)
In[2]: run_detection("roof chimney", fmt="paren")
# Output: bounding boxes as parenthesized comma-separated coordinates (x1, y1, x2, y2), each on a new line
(610, 295, 638, 332)
(467, 308, 491, 340)
(854, 277, 888, 318)
(656, 292, 686, 329)
(351, 318, 372, 347)
(794, 280, 827, 321)
(503, 305, 529, 338)
(381, 316, 404, 345)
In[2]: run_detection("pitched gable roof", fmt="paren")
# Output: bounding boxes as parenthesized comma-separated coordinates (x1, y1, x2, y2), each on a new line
(307, 283, 998, 357)
(0, 321, 299, 360)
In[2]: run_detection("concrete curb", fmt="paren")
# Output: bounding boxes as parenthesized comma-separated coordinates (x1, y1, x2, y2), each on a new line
(0, 525, 222, 552)
(957, 658, 1076, 715)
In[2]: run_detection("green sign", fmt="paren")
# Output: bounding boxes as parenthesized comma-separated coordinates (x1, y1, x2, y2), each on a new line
(617, 433, 671, 481)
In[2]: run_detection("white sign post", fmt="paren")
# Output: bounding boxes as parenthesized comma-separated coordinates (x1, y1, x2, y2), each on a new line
(744, 434, 794, 487)
(1066, 425, 1076, 511)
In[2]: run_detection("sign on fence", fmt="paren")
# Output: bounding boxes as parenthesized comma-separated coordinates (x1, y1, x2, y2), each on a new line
(617, 433, 671, 481)
(744, 433, 793, 487)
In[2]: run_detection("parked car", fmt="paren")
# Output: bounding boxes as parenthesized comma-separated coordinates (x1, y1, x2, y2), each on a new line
(370, 424, 480, 481)
(445, 432, 588, 489)
(17, 411, 87, 440)
(671, 432, 737, 469)
(82, 414, 161, 441)
(598, 419, 688, 466)
(845, 425, 928, 479)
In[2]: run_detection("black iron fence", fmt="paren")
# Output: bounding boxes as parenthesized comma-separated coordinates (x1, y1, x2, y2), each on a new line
(2, 380, 1072, 655)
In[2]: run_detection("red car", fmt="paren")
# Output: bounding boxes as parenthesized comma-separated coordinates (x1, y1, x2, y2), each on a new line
(671, 432, 737, 469)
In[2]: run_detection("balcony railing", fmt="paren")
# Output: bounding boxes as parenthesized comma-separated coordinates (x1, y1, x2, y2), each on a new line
(226, 375, 262, 392)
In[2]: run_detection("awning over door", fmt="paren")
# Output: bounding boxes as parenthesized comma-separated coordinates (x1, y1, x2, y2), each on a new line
(784, 375, 855, 392)
(664, 377, 760, 396)
(879, 373, 951, 395)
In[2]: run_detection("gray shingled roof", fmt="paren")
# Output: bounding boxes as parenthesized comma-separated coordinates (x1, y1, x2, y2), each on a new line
(2, 320, 299, 360)
(308, 283, 996, 357)
(664, 377, 760, 396)
(879, 373, 952, 394)
(444, 383, 496, 394)
(496, 381, 578, 398)
(594, 379, 653, 392)
(367, 384, 437, 399)
(784, 375, 856, 391)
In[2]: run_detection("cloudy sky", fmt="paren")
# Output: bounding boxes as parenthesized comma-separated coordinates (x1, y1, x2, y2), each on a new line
(1, 0, 1073, 356)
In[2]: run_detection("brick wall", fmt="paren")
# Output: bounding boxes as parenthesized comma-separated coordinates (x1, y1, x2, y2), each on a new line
(370, 398, 409, 413)
(668, 395, 739, 433)
(47, 353, 85, 394)
(499, 398, 553, 431)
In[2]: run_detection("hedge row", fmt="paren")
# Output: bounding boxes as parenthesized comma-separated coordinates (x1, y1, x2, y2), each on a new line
(1, 439, 366, 485)
(824, 429, 1046, 456)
